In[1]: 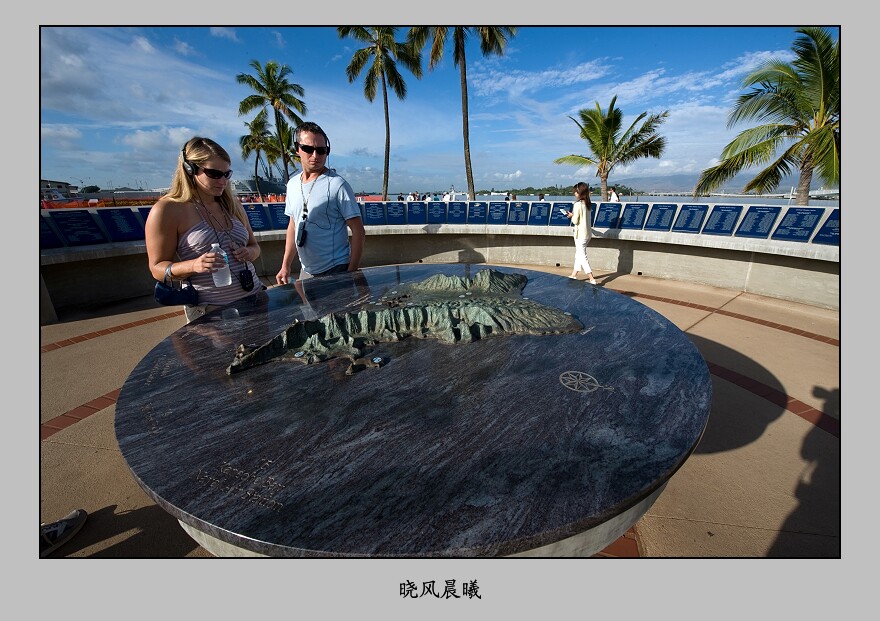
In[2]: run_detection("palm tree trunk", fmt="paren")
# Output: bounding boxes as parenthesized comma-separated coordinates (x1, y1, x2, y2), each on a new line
(796, 152, 814, 206)
(274, 110, 290, 184)
(254, 154, 263, 202)
(460, 51, 475, 201)
(381, 75, 391, 201)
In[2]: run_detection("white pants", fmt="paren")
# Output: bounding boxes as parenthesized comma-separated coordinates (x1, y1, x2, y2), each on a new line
(573, 237, 592, 274)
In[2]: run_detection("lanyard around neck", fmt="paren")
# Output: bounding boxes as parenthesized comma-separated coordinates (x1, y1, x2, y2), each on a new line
(300, 170, 325, 216)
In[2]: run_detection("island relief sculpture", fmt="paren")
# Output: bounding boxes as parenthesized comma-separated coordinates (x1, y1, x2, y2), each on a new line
(227, 269, 583, 375)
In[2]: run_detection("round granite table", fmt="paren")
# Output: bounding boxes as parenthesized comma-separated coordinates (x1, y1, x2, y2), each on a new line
(115, 264, 712, 557)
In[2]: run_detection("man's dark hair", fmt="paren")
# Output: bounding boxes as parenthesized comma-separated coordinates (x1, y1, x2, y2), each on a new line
(294, 122, 330, 147)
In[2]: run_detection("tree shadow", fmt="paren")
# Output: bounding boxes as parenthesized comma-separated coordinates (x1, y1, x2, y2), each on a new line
(457, 247, 486, 265)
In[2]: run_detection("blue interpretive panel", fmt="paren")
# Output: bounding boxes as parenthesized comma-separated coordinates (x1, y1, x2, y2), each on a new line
(363, 202, 386, 226)
(447, 201, 467, 224)
(48, 209, 109, 246)
(487, 201, 508, 225)
(266, 202, 291, 230)
(528, 202, 551, 226)
(40, 215, 64, 249)
(549, 202, 573, 226)
(644, 204, 678, 231)
(672, 204, 709, 233)
(620, 203, 649, 230)
(593, 203, 622, 229)
(735, 205, 781, 239)
(701, 205, 742, 236)
(770, 207, 825, 242)
(811, 209, 840, 245)
(138, 206, 152, 226)
(507, 201, 528, 225)
(386, 202, 406, 225)
(97, 208, 145, 241)
(407, 201, 427, 225)
(468, 201, 489, 224)
(427, 201, 447, 224)
(242, 203, 272, 232)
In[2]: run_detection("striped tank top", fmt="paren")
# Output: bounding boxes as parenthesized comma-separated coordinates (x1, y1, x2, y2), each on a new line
(176, 218, 259, 306)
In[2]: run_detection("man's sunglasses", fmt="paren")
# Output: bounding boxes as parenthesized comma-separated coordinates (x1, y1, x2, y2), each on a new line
(296, 143, 330, 156)
(198, 166, 233, 179)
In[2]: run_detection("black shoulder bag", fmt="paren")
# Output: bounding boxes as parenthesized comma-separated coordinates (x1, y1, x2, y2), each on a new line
(154, 263, 198, 306)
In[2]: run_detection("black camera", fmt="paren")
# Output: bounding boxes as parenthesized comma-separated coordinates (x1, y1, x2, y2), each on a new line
(238, 268, 255, 292)
(296, 219, 308, 247)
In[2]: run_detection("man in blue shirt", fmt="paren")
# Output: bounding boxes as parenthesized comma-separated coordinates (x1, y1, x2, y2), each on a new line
(276, 122, 365, 283)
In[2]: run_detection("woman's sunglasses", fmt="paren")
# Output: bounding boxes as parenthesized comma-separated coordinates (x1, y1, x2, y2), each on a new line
(297, 143, 330, 156)
(198, 167, 233, 179)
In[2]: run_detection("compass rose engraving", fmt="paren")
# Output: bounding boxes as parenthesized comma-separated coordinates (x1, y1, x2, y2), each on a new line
(559, 371, 613, 393)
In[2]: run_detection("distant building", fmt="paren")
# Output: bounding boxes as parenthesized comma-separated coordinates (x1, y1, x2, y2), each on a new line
(40, 179, 77, 200)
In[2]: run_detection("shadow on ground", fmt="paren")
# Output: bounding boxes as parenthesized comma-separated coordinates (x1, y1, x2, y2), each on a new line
(50, 504, 211, 558)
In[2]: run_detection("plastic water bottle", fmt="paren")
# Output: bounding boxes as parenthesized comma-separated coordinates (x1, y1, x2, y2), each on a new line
(210, 242, 232, 287)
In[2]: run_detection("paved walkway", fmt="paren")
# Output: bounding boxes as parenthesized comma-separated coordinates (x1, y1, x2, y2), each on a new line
(39, 264, 840, 557)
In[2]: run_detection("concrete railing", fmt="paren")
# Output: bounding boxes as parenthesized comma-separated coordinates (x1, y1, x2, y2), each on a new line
(39, 202, 840, 325)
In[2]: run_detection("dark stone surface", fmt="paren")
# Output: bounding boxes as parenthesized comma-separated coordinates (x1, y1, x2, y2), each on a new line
(548, 202, 573, 226)
(40, 214, 64, 249)
(672, 204, 709, 233)
(811, 209, 840, 245)
(620, 203, 649, 230)
(242, 204, 272, 232)
(386, 202, 406, 225)
(47, 209, 109, 246)
(427, 202, 447, 224)
(702, 205, 742, 236)
(115, 264, 712, 557)
(527, 202, 551, 226)
(96, 208, 146, 241)
(771, 207, 825, 242)
(645, 204, 677, 231)
(735, 206, 781, 239)
(594, 203, 622, 229)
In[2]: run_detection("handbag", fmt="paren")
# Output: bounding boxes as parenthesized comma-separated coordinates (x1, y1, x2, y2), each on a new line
(154, 264, 198, 306)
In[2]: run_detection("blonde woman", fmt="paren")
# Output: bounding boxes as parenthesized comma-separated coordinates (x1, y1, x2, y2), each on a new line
(563, 182, 597, 284)
(146, 137, 263, 322)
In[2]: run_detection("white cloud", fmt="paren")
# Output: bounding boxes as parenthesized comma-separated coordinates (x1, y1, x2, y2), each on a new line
(210, 27, 239, 42)
(132, 36, 156, 54)
(271, 30, 286, 48)
(173, 38, 198, 56)
(470, 60, 611, 98)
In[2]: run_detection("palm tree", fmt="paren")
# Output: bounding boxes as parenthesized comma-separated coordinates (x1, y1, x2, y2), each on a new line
(239, 109, 275, 201)
(554, 96, 669, 200)
(338, 27, 422, 200)
(408, 27, 517, 200)
(236, 60, 307, 184)
(694, 27, 840, 205)
(274, 118, 297, 178)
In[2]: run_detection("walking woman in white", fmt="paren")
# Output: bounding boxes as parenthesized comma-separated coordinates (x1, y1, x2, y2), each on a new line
(564, 182, 597, 284)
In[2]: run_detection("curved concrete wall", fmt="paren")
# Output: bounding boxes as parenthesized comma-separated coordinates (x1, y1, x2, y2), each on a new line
(39, 204, 840, 324)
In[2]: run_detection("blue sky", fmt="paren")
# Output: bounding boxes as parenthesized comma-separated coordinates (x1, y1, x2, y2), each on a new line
(39, 25, 838, 195)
